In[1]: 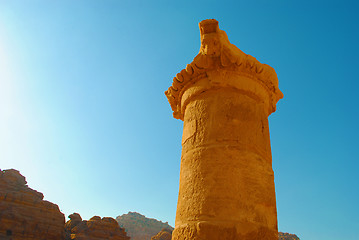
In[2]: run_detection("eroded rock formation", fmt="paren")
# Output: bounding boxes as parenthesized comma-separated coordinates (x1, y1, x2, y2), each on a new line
(151, 228, 172, 240)
(0, 169, 65, 240)
(64, 213, 83, 239)
(65, 213, 130, 240)
(116, 212, 173, 240)
(279, 232, 300, 240)
(0, 169, 130, 240)
(165, 19, 283, 240)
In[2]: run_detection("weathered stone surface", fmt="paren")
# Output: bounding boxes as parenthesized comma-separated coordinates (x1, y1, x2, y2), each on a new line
(65, 213, 130, 240)
(165, 19, 283, 240)
(0, 169, 65, 240)
(279, 232, 300, 240)
(116, 212, 173, 240)
(151, 228, 172, 240)
(151, 229, 299, 240)
(64, 213, 82, 239)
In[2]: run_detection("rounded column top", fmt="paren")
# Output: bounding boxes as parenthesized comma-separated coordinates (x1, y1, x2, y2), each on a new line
(165, 19, 283, 120)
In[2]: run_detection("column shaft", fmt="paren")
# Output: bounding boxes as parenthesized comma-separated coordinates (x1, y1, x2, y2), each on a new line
(173, 87, 277, 240)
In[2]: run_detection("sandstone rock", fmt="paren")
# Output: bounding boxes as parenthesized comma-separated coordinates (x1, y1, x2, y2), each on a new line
(116, 212, 173, 240)
(151, 228, 172, 240)
(65, 213, 130, 240)
(0, 169, 65, 240)
(279, 232, 300, 240)
(165, 19, 283, 240)
(150, 228, 299, 240)
(64, 213, 83, 239)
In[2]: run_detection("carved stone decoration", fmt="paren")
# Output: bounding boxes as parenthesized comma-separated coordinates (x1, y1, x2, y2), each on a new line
(165, 19, 283, 240)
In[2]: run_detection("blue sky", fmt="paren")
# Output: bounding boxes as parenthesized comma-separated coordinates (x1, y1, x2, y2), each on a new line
(1, 1, 358, 239)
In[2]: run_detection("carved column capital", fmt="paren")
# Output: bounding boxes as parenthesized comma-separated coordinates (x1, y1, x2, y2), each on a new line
(165, 19, 283, 120)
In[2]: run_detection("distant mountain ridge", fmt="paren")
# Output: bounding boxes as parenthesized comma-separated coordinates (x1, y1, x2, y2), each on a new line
(116, 212, 173, 240)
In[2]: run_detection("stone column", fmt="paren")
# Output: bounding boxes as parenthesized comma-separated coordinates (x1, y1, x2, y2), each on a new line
(165, 19, 283, 240)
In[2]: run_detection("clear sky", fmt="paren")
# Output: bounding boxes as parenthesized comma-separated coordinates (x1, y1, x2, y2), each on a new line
(1, 1, 358, 239)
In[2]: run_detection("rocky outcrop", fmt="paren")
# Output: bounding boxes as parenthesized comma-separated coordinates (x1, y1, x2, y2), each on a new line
(65, 213, 130, 240)
(0, 169, 65, 240)
(0, 169, 130, 240)
(279, 232, 300, 240)
(116, 212, 173, 240)
(64, 213, 83, 239)
(151, 228, 172, 240)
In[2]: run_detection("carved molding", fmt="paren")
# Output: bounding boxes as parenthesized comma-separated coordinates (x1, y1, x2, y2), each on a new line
(165, 19, 283, 120)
